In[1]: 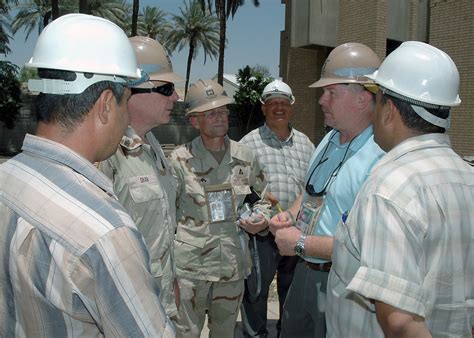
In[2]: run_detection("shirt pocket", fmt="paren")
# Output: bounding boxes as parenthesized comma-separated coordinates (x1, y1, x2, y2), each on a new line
(174, 227, 208, 271)
(129, 176, 163, 203)
(184, 176, 206, 208)
(151, 260, 164, 278)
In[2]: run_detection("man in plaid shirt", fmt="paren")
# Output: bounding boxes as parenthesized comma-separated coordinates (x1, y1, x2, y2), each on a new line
(240, 80, 314, 338)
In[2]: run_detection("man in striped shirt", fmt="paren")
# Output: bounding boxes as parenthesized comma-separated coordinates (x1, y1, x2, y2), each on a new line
(327, 41, 474, 336)
(0, 14, 174, 337)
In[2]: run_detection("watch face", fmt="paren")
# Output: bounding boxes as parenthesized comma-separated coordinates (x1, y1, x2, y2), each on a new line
(295, 241, 304, 256)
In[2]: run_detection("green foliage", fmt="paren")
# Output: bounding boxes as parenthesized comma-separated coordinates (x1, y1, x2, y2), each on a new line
(166, 0, 220, 96)
(0, 0, 17, 54)
(136, 6, 171, 41)
(234, 65, 272, 136)
(18, 66, 37, 82)
(12, 0, 76, 41)
(0, 61, 22, 129)
(11, 0, 128, 41)
(86, 0, 129, 31)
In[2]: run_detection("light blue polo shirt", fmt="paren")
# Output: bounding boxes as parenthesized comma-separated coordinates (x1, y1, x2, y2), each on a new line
(302, 126, 384, 263)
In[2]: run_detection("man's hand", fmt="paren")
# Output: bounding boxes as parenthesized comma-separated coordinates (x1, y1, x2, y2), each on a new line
(265, 191, 279, 207)
(274, 226, 302, 256)
(269, 211, 293, 236)
(239, 214, 268, 234)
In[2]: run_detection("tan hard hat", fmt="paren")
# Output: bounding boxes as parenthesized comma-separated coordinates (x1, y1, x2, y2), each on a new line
(309, 42, 381, 88)
(129, 36, 184, 88)
(185, 79, 233, 115)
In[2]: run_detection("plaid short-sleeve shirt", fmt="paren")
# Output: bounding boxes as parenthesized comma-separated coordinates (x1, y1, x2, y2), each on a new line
(327, 133, 474, 337)
(0, 134, 175, 337)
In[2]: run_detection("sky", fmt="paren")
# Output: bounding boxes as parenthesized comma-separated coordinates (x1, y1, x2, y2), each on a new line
(0, 0, 285, 84)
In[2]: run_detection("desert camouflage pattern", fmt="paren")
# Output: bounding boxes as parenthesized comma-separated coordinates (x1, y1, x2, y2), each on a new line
(100, 126, 178, 318)
(169, 136, 270, 282)
(174, 277, 244, 338)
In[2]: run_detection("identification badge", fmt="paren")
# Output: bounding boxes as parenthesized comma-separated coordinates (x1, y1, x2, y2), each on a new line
(209, 201, 225, 222)
(205, 183, 236, 223)
(296, 197, 324, 235)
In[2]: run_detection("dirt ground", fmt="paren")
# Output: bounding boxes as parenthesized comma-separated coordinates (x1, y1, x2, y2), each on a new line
(268, 276, 278, 301)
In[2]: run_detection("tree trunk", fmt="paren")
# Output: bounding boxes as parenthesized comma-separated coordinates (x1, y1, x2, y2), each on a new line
(131, 0, 139, 36)
(51, 0, 59, 20)
(217, 0, 225, 85)
(79, 0, 88, 14)
(185, 41, 195, 99)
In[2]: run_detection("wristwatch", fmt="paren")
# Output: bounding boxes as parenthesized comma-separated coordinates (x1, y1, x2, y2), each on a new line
(294, 234, 306, 257)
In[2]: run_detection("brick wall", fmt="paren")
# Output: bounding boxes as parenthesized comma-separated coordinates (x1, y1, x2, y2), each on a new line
(430, 0, 474, 156)
(337, 0, 387, 59)
(283, 0, 474, 156)
(284, 47, 327, 144)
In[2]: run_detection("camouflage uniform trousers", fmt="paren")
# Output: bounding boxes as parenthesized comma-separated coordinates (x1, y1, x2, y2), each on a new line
(174, 277, 244, 338)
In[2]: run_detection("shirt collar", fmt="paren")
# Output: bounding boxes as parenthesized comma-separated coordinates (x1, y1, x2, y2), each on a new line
(373, 133, 451, 171)
(261, 123, 294, 143)
(21, 134, 114, 195)
(330, 125, 374, 153)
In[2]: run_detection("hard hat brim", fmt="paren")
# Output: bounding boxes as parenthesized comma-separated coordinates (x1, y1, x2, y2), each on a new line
(309, 77, 374, 88)
(150, 71, 185, 83)
(186, 96, 233, 116)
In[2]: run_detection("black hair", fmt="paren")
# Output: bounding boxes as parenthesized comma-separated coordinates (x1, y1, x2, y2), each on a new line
(381, 93, 448, 133)
(34, 69, 126, 131)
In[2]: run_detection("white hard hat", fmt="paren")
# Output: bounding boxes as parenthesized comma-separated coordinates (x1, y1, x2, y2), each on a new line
(129, 36, 184, 88)
(367, 41, 461, 129)
(185, 79, 233, 115)
(261, 79, 295, 104)
(26, 14, 143, 95)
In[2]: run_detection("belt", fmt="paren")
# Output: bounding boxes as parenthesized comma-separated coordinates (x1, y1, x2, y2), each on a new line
(305, 261, 332, 272)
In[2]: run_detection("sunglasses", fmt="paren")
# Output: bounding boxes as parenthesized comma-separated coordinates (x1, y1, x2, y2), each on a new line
(305, 133, 353, 197)
(131, 82, 175, 96)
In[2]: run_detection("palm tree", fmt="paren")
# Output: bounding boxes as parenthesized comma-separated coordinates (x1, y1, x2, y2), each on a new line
(137, 6, 170, 41)
(166, 0, 219, 97)
(0, 0, 17, 54)
(12, 0, 55, 41)
(130, 0, 138, 36)
(86, 0, 129, 31)
(12, 0, 128, 41)
(199, 0, 260, 85)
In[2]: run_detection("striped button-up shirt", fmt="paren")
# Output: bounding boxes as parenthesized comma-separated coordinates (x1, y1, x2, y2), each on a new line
(327, 133, 474, 337)
(0, 134, 175, 337)
(240, 124, 314, 212)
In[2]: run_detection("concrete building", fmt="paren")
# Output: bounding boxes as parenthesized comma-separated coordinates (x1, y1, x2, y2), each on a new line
(280, 0, 474, 157)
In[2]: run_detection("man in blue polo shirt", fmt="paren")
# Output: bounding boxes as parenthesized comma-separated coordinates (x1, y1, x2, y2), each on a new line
(269, 42, 385, 338)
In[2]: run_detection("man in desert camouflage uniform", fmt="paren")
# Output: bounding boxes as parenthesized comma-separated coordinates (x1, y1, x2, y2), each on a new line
(169, 79, 271, 338)
(100, 36, 183, 319)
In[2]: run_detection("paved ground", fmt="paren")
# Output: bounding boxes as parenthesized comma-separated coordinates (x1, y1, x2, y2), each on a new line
(200, 300, 280, 338)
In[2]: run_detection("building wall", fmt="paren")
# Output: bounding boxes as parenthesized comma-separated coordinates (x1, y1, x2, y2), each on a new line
(284, 46, 327, 144)
(337, 0, 387, 59)
(430, 0, 474, 156)
(283, 0, 474, 156)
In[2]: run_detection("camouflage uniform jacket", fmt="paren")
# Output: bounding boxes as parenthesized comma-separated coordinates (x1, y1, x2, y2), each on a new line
(99, 126, 178, 317)
(169, 136, 270, 282)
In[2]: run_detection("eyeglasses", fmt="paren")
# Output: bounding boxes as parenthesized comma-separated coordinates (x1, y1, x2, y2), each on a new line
(193, 109, 230, 119)
(131, 82, 175, 96)
(305, 133, 353, 197)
